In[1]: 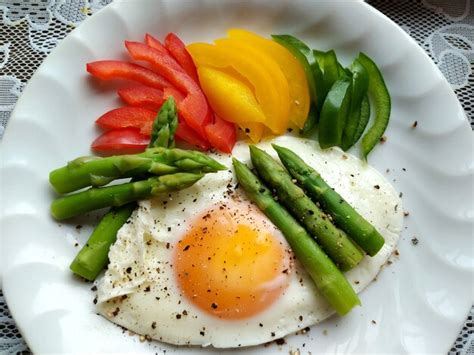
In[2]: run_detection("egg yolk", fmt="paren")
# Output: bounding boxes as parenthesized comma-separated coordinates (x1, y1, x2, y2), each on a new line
(174, 202, 290, 320)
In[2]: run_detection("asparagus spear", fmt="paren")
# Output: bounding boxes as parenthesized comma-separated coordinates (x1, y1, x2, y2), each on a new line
(273, 144, 385, 256)
(149, 96, 178, 148)
(70, 97, 181, 280)
(249, 146, 363, 271)
(232, 158, 360, 315)
(51, 173, 203, 220)
(69, 204, 136, 281)
(49, 147, 224, 194)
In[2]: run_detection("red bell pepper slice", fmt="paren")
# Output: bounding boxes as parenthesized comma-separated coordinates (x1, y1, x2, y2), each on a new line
(163, 86, 185, 104)
(175, 121, 211, 151)
(164, 33, 200, 83)
(125, 41, 211, 138)
(91, 128, 149, 156)
(144, 34, 183, 72)
(118, 86, 164, 110)
(205, 115, 237, 154)
(96, 106, 157, 135)
(86, 60, 172, 89)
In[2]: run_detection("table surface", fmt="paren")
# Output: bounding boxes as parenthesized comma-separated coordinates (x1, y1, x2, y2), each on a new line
(0, 0, 472, 354)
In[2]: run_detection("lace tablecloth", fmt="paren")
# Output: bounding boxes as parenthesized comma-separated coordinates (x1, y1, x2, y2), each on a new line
(0, 0, 472, 354)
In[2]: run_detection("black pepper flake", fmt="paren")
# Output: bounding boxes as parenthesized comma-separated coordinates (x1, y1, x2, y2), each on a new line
(75, 224, 82, 230)
(144, 286, 151, 292)
(193, 198, 197, 203)
(307, 210, 314, 215)
(275, 338, 286, 345)
(287, 128, 293, 132)
(93, 296, 98, 305)
(166, 243, 170, 249)
(182, 310, 188, 316)
(200, 331, 205, 336)
(259, 188, 266, 193)
(404, 211, 410, 217)
(399, 192, 403, 198)
(374, 185, 380, 190)
(380, 135, 387, 143)
(176, 314, 182, 319)
(151, 321, 157, 329)
(112, 307, 120, 317)
(259, 323, 263, 327)
(271, 332, 275, 337)
(211, 303, 218, 309)
(402, 168, 406, 172)
(126, 267, 132, 274)
(372, 320, 377, 324)
(299, 315, 303, 321)
(183, 245, 190, 251)
(90, 285, 97, 292)
(412, 121, 418, 128)
(167, 227, 172, 232)
(245, 128, 250, 133)
(411, 237, 419, 246)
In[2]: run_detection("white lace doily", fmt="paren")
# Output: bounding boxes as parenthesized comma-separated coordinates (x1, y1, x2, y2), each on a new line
(0, 1, 472, 354)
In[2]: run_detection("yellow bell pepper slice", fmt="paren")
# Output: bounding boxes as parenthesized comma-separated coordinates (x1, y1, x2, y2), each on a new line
(214, 38, 291, 134)
(197, 66, 266, 124)
(196, 66, 265, 142)
(239, 122, 265, 143)
(187, 42, 290, 135)
(227, 29, 310, 130)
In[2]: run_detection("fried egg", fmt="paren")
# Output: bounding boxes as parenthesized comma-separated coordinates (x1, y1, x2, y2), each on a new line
(96, 136, 403, 348)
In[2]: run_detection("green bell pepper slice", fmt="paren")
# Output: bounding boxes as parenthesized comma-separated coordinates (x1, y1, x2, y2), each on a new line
(318, 76, 352, 149)
(341, 58, 370, 151)
(357, 52, 391, 159)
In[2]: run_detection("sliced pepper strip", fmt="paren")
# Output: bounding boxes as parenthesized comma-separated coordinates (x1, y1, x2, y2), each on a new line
(125, 41, 211, 139)
(352, 95, 370, 145)
(164, 33, 200, 83)
(95, 106, 157, 135)
(204, 115, 236, 154)
(271, 35, 318, 105)
(118, 86, 164, 110)
(187, 42, 286, 135)
(341, 59, 369, 151)
(91, 128, 149, 156)
(228, 29, 310, 130)
(144, 33, 183, 72)
(214, 38, 290, 134)
(318, 76, 352, 149)
(357, 52, 391, 159)
(196, 66, 267, 124)
(313, 49, 340, 101)
(271, 35, 324, 133)
(175, 121, 211, 151)
(86, 60, 172, 89)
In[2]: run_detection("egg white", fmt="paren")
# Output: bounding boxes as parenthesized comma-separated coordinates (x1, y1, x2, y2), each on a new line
(96, 136, 403, 348)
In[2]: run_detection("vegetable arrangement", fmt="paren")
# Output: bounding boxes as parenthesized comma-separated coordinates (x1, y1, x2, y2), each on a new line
(88, 33, 236, 154)
(234, 144, 386, 315)
(49, 29, 393, 315)
(188, 30, 390, 158)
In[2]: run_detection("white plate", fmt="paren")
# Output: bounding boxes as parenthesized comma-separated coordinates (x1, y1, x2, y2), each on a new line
(1, 0, 473, 353)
